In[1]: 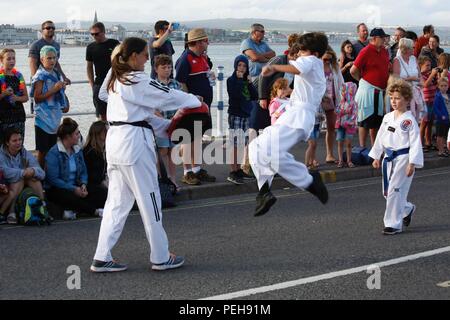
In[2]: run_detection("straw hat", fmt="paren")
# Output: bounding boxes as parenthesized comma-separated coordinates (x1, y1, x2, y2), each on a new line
(187, 28, 208, 43)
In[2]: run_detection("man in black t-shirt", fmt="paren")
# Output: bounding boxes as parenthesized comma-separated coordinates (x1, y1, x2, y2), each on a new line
(86, 22, 120, 120)
(149, 20, 175, 79)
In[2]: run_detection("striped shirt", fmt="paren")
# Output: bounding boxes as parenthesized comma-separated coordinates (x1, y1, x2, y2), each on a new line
(421, 72, 437, 103)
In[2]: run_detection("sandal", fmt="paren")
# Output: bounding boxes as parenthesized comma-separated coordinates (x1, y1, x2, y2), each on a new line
(312, 160, 320, 168)
(347, 162, 356, 168)
(337, 161, 345, 168)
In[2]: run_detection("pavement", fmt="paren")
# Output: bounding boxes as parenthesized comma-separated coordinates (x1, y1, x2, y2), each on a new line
(1, 167, 450, 300)
(171, 134, 450, 202)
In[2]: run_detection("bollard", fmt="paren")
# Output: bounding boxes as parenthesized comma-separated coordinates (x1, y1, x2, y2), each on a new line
(215, 65, 225, 138)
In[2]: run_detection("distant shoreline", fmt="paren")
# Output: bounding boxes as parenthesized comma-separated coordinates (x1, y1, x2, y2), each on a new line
(4, 41, 288, 50)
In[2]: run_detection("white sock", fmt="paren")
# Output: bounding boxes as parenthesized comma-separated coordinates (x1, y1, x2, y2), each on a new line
(192, 166, 201, 174)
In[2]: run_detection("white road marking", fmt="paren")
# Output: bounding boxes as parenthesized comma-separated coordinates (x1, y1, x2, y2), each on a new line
(437, 281, 450, 288)
(201, 246, 450, 300)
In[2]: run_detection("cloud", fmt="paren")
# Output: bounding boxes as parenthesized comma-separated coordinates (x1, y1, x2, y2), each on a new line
(5, 0, 450, 27)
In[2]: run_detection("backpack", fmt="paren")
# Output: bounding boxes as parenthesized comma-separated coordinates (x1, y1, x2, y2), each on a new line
(15, 188, 51, 226)
(344, 146, 373, 166)
(157, 154, 177, 209)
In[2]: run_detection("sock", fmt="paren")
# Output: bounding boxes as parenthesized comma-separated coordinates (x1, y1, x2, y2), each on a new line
(192, 166, 201, 174)
(258, 182, 270, 196)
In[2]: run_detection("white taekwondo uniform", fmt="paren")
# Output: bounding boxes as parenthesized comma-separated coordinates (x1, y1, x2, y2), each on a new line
(93, 70, 201, 264)
(249, 55, 326, 190)
(369, 111, 424, 230)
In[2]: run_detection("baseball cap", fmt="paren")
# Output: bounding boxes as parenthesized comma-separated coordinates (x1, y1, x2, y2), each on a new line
(370, 28, 390, 38)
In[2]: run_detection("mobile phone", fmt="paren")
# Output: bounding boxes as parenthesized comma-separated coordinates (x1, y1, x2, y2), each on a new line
(172, 22, 180, 30)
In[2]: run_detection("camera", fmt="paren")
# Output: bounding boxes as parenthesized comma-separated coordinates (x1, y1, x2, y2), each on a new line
(172, 22, 180, 31)
(436, 67, 443, 73)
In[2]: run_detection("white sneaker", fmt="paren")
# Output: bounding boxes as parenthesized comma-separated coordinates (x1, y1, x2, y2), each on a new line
(95, 208, 103, 217)
(63, 210, 76, 220)
(7, 213, 17, 225)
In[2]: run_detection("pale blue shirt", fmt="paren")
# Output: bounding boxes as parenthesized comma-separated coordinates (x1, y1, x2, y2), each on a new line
(240, 38, 273, 78)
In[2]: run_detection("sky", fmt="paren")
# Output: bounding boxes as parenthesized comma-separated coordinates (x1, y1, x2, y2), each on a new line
(4, 0, 450, 27)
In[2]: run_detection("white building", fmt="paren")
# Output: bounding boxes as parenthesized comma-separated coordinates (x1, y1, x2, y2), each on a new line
(0, 24, 37, 45)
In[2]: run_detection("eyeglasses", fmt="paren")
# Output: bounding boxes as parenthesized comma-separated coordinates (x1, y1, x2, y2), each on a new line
(44, 26, 55, 30)
(255, 30, 265, 34)
(91, 32, 100, 36)
(323, 58, 332, 62)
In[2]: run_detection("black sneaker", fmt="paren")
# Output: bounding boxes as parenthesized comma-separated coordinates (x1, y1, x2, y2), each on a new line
(403, 205, 416, 227)
(0, 215, 7, 225)
(254, 191, 277, 217)
(90, 260, 128, 273)
(237, 169, 255, 180)
(227, 171, 244, 185)
(195, 169, 216, 182)
(383, 227, 402, 235)
(306, 171, 328, 204)
(152, 254, 185, 271)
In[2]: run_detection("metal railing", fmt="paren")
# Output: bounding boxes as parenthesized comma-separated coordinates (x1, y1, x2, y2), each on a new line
(24, 67, 227, 138)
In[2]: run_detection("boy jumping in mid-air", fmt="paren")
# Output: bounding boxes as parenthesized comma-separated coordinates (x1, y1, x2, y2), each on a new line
(249, 32, 329, 217)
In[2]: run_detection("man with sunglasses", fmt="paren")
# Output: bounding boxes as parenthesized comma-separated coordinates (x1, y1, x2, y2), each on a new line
(86, 22, 120, 121)
(240, 23, 275, 84)
(28, 21, 71, 84)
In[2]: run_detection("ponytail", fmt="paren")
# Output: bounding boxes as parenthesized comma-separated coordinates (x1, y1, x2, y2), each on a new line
(107, 37, 148, 93)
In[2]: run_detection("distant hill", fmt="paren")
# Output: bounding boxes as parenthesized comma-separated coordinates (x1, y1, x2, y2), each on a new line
(17, 18, 450, 41)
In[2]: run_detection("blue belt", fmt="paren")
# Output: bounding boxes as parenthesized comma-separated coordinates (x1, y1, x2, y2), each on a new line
(382, 148, 410, 196)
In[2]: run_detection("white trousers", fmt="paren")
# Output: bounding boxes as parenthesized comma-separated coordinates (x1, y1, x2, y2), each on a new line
(249, 124, 313, 190)
(93, 144, 170, 264)
(382, 154, 415, 230)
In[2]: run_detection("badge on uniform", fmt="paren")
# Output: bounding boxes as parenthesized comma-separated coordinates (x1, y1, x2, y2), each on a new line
(400, 120, 412, 131)
(388, 126, 396, 133)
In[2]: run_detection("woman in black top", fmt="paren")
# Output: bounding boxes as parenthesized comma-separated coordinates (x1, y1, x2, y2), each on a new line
(83, 121, 108, 215)
(339, 40, 357, 85)
(0, 49, 29, 144)
(83, 121, 108, 187)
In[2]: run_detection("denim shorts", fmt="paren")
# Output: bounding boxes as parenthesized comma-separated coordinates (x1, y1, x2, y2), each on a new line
(309, 124, 321, 140)
(336, 127, 354, 142)
(155, 136, 174, 148)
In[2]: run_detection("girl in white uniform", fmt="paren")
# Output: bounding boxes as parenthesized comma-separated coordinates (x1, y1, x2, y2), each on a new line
(90, 38, 201, 272)
(249, 33, 329, 217)
(369, 79, 424, 235)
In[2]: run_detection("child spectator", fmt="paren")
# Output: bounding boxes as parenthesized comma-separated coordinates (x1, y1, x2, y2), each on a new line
(0, 128, 47, 224)
(369, 79, 423, 235)
(322, 47, 344, 164)
(433, 77, 450, 157)
(437, 53, 450, 90)
(46, 118, 105, 220)
(269, 78, 291, 125)
(83, 121, 109, 216)
(153, 55, 182, 190)
(305, 107, 324, 170)
(335, 82, 358, 168)
(31, 45, 70, 168)
(226, 55, 258, 185)
(418, 55, 439, 152)
(0, 48, 29, 144)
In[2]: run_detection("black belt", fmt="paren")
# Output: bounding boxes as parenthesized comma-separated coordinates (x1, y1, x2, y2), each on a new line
(109, 121, 153, 130)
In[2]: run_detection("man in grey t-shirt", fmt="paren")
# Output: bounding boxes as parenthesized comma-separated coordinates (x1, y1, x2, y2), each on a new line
(28, 20, 71, 84)
(352, 23, 369, 58)
(240, 23, 276, 82)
